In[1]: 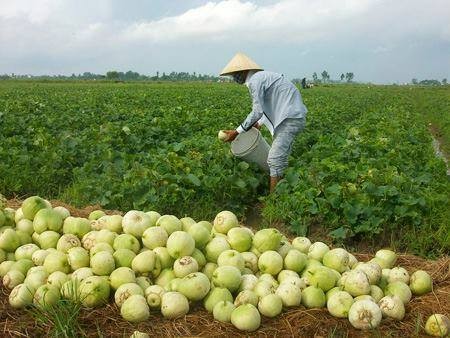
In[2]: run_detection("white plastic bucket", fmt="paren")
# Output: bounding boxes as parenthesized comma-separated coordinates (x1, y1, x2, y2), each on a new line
(231, 127, 270, 172)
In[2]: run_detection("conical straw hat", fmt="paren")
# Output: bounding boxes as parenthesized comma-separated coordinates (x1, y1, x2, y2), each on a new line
(220, 52, 263, 76)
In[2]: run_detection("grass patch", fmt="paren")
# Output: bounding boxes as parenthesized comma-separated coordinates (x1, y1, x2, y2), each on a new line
(27, 281, 85, 337)
(27, 298, 84, 337)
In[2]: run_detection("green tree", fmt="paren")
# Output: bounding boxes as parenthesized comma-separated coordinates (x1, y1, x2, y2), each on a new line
(419, 79, 441, 86)
(345, 72, 354, 82)
(106, 71, 119, 80)
(321, 70, 330, 83)
(412, 78, 418, 85)
(125, 71, 139, 80)
(312, 72, 318, 83)
(340, 73, 345, 81)
(443, 78, 447, 85)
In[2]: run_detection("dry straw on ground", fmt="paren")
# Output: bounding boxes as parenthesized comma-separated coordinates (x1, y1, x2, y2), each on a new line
(1, 199, 448, 337)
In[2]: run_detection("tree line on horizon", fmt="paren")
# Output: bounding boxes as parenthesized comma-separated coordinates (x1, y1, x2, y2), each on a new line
(411, 78, 447, 86)
(0, 70, 447, 86)
(0, 71, 220, 82)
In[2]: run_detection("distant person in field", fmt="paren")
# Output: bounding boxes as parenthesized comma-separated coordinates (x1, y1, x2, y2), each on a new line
(301, 77, 307, 89)
(220, 52, 308, 192)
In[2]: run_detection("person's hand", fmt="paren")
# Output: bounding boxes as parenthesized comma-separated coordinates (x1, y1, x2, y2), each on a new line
(253, 122, 261, 130)
(223, 130, 239, 142)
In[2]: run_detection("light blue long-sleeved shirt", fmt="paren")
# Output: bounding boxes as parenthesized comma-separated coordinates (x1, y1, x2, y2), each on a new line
(236, 71, 307, 135)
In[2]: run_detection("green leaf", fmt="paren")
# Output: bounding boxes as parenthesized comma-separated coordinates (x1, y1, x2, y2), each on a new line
(284, 171, 299, 185)
(121, 126, 131, 135)
(173, 143, 183, 152)
(186, 174, 201, 186)
(342, 202, 361, 224)
(234, 179, 246, 189)
(237, 162, 250, 171)
(247, 177, 259, 189)
(329, 227, 347, 240)
(290, 220, 308, 236)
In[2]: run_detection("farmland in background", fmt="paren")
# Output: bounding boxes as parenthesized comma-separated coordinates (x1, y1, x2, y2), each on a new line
(0, 81, 448, 256)
(263, 85, 449, 257)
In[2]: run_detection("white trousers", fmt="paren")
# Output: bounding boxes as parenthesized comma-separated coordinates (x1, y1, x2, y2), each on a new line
(267, 117, 305, 177)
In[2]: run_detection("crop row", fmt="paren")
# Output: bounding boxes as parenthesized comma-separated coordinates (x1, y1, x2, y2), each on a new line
(0, 82, 264, 218)
(0, 82, 448, 256)
(263, 86, 449, 256)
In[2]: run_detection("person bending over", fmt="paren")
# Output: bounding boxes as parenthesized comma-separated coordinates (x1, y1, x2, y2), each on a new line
(220, 52, 308, 192)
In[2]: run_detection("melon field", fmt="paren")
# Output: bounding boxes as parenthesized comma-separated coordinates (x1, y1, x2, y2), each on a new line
(0, 81, 448, 337)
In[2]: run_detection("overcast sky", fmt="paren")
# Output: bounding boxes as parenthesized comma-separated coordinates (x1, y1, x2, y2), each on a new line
(0, 0, 449, 83)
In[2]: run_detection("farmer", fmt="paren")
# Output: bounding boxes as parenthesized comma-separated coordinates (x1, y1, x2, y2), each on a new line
(220, 52, 308, 192)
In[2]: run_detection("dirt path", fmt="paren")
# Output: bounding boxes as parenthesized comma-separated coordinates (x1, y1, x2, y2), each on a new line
(429, 123, 450, 175)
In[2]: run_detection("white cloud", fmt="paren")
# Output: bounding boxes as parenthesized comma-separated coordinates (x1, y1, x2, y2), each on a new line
(0, 0, 116, 56)
(0, 0, 59, 23)
(373, 46, 389, 54)
(124, 1, 256, 42)
(0, 0, 112, 29)
(0, 0, 449, 81)
(124, 0, 378, 43)
(300, 49, 310, 56)
(2, 0, 448, 49)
